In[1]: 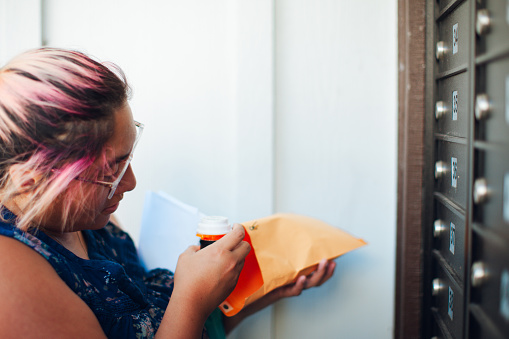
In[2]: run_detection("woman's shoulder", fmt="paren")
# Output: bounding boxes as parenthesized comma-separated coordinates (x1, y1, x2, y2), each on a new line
(0, 236, 107, 337)
(0, 235, 62, 288)
(0, 235, 56, 310)
(0, 233, 50, 270)
(0, 221, 54, 260)
(0, 229, 78, 292)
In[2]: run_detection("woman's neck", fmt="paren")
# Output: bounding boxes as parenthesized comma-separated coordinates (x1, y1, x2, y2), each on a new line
(4, 195, 89, 259)
(43, 229, 89, 260)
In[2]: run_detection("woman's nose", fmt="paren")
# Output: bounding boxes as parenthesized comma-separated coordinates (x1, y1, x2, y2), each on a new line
(117, 164, 136, 193)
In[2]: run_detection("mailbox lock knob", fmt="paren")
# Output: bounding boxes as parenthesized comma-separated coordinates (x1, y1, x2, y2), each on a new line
(435, 161, 448, 179)
(473, 178, 489, 204)
(471, 261, 488, 287)
(475, 94, 490, 120)
(476, 9, 491, 36)
(433, 219, 446, 238)
(436, 41, 446, 60)
(432, 278, 444, 296)
(435, 101, 447, 120)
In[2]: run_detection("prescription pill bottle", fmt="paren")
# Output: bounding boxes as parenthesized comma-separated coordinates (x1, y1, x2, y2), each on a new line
(197, 216, 232, 249)
(196, 216, 264, 316)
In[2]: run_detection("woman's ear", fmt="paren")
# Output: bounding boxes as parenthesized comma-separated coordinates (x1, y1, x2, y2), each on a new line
(2, 164, 40, 215)
(8, 163, 38, 190)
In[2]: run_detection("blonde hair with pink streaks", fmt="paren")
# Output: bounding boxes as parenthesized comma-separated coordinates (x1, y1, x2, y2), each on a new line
(0, 48, 130, 230)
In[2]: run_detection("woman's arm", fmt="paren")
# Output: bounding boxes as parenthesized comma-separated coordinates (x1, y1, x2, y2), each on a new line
(0, 236, 107, 338)
(223, 259, 336, 334)
(155, 224, 251, 339)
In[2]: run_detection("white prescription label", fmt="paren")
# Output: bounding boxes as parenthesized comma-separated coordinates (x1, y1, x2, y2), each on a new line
(448, 286, 454, 320)
(501, 270, 509, 321)
(452, 23, 459, 55)
(449, 222, 456, 255)
(504, 173, 509, 223)
(452, 90, 458, 121)
(451, 157, 458, 188)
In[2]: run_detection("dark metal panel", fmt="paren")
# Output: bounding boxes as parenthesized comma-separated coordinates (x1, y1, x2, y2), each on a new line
(432, 308, 456, 338)
(436, 71, 470, 137)
(470, 227, 509, 336)
(435, 140, 469, 209)
(434, 198, 467, 281)
(473, 146, 509, 242)
(431, 255, 466, 338)
(476, 0, 509, 57)
(475, 58, 509, 144)
(436, 1, 470, 74)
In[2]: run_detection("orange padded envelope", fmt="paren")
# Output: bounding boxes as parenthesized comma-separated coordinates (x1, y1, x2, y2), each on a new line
(218, 213, 366, 316)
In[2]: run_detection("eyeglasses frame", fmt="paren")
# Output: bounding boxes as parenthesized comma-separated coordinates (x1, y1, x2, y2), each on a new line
(74, 120, 144, 199)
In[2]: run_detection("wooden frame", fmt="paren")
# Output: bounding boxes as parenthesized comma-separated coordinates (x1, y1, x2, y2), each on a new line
(395, 0, 428, 338)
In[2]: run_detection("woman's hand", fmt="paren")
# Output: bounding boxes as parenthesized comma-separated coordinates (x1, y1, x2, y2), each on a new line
(174, 224, 250, 315)
(273, 258, 336, 299)
(156, 223, 250, 339)
(224, 258, 336, 334)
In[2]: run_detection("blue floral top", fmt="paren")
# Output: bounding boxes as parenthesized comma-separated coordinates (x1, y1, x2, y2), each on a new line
(0, 210, 225, 339)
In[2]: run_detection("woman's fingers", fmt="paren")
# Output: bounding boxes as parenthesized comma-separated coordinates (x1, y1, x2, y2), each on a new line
(209, 223, 251, 262)
(231, 240, 251, 261)
(274, 276, 307, 299)
(293, 276, 307, 296)
(214, 223, 246, 251)
(304, 259, 336, 289)
(183, 245, 200, 254)
(303, 259, 327, 289)
(322, 260, 336, 284)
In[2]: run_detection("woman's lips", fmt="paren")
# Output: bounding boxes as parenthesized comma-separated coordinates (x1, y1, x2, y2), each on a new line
(103, 202, 119, 214)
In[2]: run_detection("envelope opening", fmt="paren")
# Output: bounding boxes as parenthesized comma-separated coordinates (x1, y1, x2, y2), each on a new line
(221, 229, 264, 316)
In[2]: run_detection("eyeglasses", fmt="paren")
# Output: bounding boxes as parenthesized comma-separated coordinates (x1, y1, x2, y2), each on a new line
(75, 121, 144, 199)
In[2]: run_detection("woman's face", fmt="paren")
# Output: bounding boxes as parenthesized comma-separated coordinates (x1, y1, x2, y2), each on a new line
(41, 103, 138, 232)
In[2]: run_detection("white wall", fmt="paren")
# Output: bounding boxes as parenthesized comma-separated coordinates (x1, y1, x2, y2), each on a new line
(0, 0, 41, 65)
(273, 1, 397, 338)
(1, 1, 397, 338)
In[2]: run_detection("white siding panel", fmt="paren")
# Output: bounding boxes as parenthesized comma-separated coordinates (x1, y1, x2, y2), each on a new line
(0, 0, 41, 66)
(274, 0, 397, 338)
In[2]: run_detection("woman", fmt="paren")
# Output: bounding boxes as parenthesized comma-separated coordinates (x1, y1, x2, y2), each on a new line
(0, 48, 335, 338)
